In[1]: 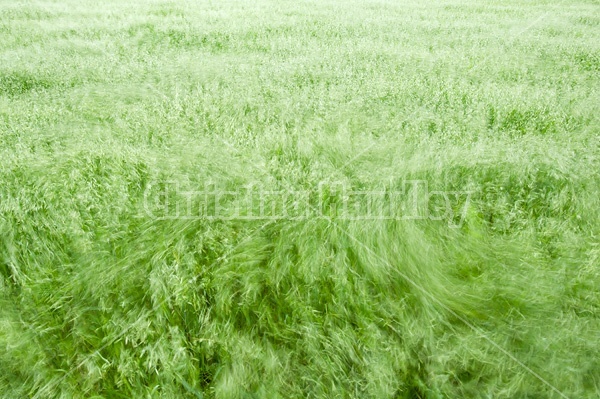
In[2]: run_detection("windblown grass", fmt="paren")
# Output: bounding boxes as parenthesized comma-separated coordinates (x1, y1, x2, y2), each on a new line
(1, 0, 599, 397)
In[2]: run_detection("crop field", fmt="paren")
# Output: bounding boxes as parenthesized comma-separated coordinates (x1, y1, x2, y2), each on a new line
(1, 0, 599, 397)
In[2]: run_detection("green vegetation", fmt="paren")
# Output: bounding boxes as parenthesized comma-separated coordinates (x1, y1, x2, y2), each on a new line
(1, 0, 599, 397)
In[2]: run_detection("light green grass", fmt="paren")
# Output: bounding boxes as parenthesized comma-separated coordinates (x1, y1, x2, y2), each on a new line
(1, 0, 599, 397)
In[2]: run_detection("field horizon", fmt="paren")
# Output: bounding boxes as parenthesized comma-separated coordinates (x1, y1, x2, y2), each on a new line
(1, 0, 599, 398)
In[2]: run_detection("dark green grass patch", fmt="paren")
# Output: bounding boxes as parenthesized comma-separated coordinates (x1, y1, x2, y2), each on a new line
(486, 105, 561, 136)
(573, 50, 600, 72)
(0, 72, 59, 97)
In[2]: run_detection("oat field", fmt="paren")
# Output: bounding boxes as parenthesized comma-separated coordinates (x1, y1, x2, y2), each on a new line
(1, 0, 599, 398)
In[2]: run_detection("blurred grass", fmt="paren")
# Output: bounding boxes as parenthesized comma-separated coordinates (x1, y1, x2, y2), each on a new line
(1, 0, 599, 398)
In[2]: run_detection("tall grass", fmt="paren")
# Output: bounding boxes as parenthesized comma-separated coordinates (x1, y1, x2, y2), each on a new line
(1, 0, 599, 397)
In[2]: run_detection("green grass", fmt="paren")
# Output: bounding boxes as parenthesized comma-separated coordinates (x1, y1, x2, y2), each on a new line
(1, 0, 599, 397)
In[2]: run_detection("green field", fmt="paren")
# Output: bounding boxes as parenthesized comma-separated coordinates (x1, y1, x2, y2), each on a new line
(1, 0, 599, 397)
